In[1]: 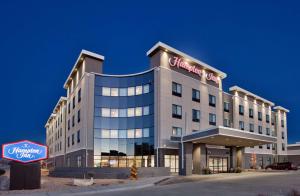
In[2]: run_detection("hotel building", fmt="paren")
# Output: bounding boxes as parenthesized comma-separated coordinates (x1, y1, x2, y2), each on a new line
(45, 42, 289, 175)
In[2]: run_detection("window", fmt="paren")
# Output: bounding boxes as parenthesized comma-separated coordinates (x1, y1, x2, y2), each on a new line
(258, 112, 262, 121)
(281, 120, 285, 128)
(67, 137, 70, 147)
(127, 108, 135, 117)
(119, 130, 127, 138)
(119, 109, 127, 117)
(239, 105, 244, 115)
(135, 86, 143, 95)
(119, 88, 127, 96)
(68, 119, 70, 130)
(110, 130, 118, 138)
(135, 129, 142, 138)
(209, 95, 216, 107)
(111, 88, 119, 96)
(72, 115, 75, 127)
(127, 129, 135, 138)
(224, 102, 230, 112)
(266, 128, 270, 136)
(266, 114, 270, 123)
(101, 130, 110, 138)
(223, 119, 230, 127)
(249, 123, 254, 132)
(282, 143, 285, 151)
(102, 87, 111, 96)
(111, 109, 118, 117)
(73, 96, 75, 109)
(172, 104, 182, 119)
(77, 110, 80, 123)
(192, 109, 200, 122)
(172, 127, 182, 136)
(239, 121, 244, 130)
(271, 117, 275, 125)
(192, 89, 200, 102)
(259, 145, 263, 149)
(143, 84, 150, 94)
(127, 87, 135, 96)
(281, 131, 285, 139)
(258, 126, 262, 134)
(68, 102, 70, 114)
(249, 108, 254, 118)
(143, 106, 150, 115)
(78, 89, 81, 103)
(77, 130, 80, 143)
(272, 144, 276, 150)
(172, 82, 182, 97)
(209, 113, 216, 126)
(101, 108, 110, 117)
(72, 134, 75, 145)
(77, 156, 82, 167)
(135, 107, 142, 116)
(143, 128, 150, 137)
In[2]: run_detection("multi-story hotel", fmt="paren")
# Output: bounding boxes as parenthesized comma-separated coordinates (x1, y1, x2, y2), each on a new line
(45, 42, 289, 175)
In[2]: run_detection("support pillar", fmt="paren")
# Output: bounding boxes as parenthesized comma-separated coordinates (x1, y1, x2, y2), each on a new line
(229, 146, 245, 170)
(179, 142, 193, 176)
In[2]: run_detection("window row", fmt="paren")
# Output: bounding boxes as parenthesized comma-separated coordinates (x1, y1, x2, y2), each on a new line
(100, 106, 150, 117)
(67, 130, 80, 147)
(68, 110, 81, 130)
(95, 128, 150, 139)
(238, 105, 272, 123)
(94, 155, 155, 168)
(239, 122, 273, 135)
(101, 84, 150, 97)
(68, 88, 81, 114)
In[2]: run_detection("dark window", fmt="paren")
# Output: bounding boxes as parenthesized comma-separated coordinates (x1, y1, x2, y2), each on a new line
(249, 108, 254, 118)
(239, 105, 244, 115)
(266, 128, 270, 136)
(78, 89, 81, 103)
(172, 82, 182, 97)
(68, 120, 70, 130)
(192, 109, 200, 122)
(258, 126, 262, 134)
(192, 89, 200, 102)
(223, 119, 230, 127)
(72, 115, 75, 127)
(72, 134, 75, 145)
(272, 144, 276, 150)
(209, 95, 216, 107)
(266, 114, 270, 123)
(224, 102, 230, 112)
(77, 110, 81, 123)
(249, 123, 254, 132)
(77, 130, 80, 143)
(67, 137, 70, 147)
(73, 96, 75, 109)
(239, 121, 244, 130)
(209, 113, 216, 125)
(172, 104, 182, 119)
(271, 117, 275, 125)
(68, 102, 70, 114)
(267, 144, 270, 149)
(281, 120, 284, 128)
(258, 112, 262, 121)
(281, 131, 285, 139)
(282, 143, 285, 151)
(259, 145, 263, 149)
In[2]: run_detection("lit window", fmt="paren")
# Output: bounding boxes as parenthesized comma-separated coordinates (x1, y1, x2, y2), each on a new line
(209, 95, 216, 107)
(102, 87, 111, 96)
(119, 130, 127, 138)
(135, 129, 142, 138)
(119, 109, 127, 117)
(119, 88, 127, 96)
(224, 102, 230, 112)
(111, 88, 119, 96)
(143, 128, 150, 137)
(143, 106, 150, 115)
(135, 107, 142, 116)
(127, 108, 135, 117)
(128, 87, 135, 96)
(101, 129, 110, 138)
(111, 109, 119, 117)
(172, 82, 182, 97)
(110, 130, 118, 138)
(192, 89, 200, 102)
(172, 127, 182, 136)
(143, 84, 150, 94)
(172, 104, 182, 119)
(135, 86, 143, 95)
(209, 113, 216, 125)
(192, 109, 200, 122)
(127, 129, 135, 138)
(239, 105, 244, 115)
(101, 108, 110, 117)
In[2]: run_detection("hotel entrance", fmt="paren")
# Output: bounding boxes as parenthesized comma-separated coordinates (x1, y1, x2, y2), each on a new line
(208, 157, 228, 173)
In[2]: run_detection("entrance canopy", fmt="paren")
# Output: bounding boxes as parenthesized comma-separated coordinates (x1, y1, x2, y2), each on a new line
(171, 126, 277, 147)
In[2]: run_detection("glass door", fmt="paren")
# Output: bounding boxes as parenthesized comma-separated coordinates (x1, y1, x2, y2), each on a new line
(208, 157, 228, 173)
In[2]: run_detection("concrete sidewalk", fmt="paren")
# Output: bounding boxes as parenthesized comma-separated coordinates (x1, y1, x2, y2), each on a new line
(0, 176, 172, 196)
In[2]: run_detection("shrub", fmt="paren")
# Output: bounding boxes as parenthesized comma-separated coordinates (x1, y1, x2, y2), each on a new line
(235, 167, 242, 173)
(202, 167, 212, 175)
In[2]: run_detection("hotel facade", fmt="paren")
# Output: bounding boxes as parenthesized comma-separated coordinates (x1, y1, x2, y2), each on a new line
(45, 42, 289, 175)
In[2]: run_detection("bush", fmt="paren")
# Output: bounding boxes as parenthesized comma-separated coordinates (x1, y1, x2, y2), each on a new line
(235, 167, 242, 173)
(202, 167, 212, 175)
(0, 169, 5, 176)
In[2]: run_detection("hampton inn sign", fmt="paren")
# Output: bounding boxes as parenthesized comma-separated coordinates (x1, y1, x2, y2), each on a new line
(169, 56, 219, 84)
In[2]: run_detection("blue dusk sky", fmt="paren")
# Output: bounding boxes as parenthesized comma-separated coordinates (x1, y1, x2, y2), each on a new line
(0, 1, 299, 148)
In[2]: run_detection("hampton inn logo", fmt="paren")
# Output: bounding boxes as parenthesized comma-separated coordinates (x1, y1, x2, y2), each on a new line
(168, 56, 219, 84)
(2, 140, 48, 163)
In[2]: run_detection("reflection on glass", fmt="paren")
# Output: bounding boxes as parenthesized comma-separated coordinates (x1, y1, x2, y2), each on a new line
(135, 86, 143, 95)
(135, 129, 142, 138)
(111, 109, 118, 117)
(110, 130, 118, 138)
(119, 88, 127, 96)
(127, 108, 135, 117)
(101, 108, 110, 117)
(143, 84, 150, 94)
(111, 88, 118, 96)
(127, 129, 135, 138)
(102, 87, 110, 96)
(101, 130, 110, 138)
(127, 87, 135, 96)
(135, 107, 142, 116)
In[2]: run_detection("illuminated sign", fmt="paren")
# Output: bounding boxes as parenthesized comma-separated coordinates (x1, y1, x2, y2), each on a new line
(168, 56, 219, 84)
(2, 140, 48, 163)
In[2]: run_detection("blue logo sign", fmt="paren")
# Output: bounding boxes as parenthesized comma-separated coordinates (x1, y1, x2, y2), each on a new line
(2, 140, 48, 163)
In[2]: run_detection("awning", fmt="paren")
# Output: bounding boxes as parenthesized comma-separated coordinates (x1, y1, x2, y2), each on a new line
(170, 126, 277, 147)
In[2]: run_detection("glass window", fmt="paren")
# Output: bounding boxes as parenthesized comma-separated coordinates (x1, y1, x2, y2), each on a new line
(119, 130, 127, 138)
(172, 104, 182, 119)
(239, 121, 244, 130)
(209, 94, 216, 107)
(266, 128, 270, 135)
(192, 89, 200, 102)
(110, 130, 118, 138)
(249, 108, 254, 118)
(119, 109, 127, 117)
(258, 126, 263, 134)
(224, 102, 230, 112)
(258, 112, 262, 121)
(101, 129, 110, 138)
(127, 129, 135, 138)
(172, 127, 182, 136)
(119, 88, 127, 96)
(282, 131, 285, 139)
(77, 130, 80, 143)
(239, 105, 244, 115)
(266, 114, 270, 123)
(281, 120, 285, 128)
(135, 86, 143, 95)
(223, 119, 230, 127)
(135, 129, 142, 138)
(135, 107, 142, 116)
(172, 82, 182, 97)
(282, 143, 285, 151)
(143, 84, 150, 94)
(78, 89, 81, 103)
(209, 113, 216, 125)
(101, 108, 110, 117)
(127, 108, 135, 117)
(111, 109, 118, 117)
(192, 109, 200, 122)
(143, 128, 150, 137)
(111, 88, 119, 96)
(143, 106, 150, 115)
(128, 87, 135, 96)
(102, 87, 111, 96)
(249, 123, 254, 132)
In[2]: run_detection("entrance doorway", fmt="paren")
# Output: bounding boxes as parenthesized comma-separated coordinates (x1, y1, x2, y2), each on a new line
(208, 157, 228, 173)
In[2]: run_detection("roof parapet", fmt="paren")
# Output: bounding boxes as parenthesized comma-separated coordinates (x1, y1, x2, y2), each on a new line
(274, 106, 290, 113)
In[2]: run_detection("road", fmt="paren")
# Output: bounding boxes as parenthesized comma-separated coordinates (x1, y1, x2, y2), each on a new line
(86, 172, 300, 196)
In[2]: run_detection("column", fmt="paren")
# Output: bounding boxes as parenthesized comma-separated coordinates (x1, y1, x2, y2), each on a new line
(179, 142, 193, 176)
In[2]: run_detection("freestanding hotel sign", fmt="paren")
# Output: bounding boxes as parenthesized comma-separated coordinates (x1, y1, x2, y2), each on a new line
(2, 140, 48, 163)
